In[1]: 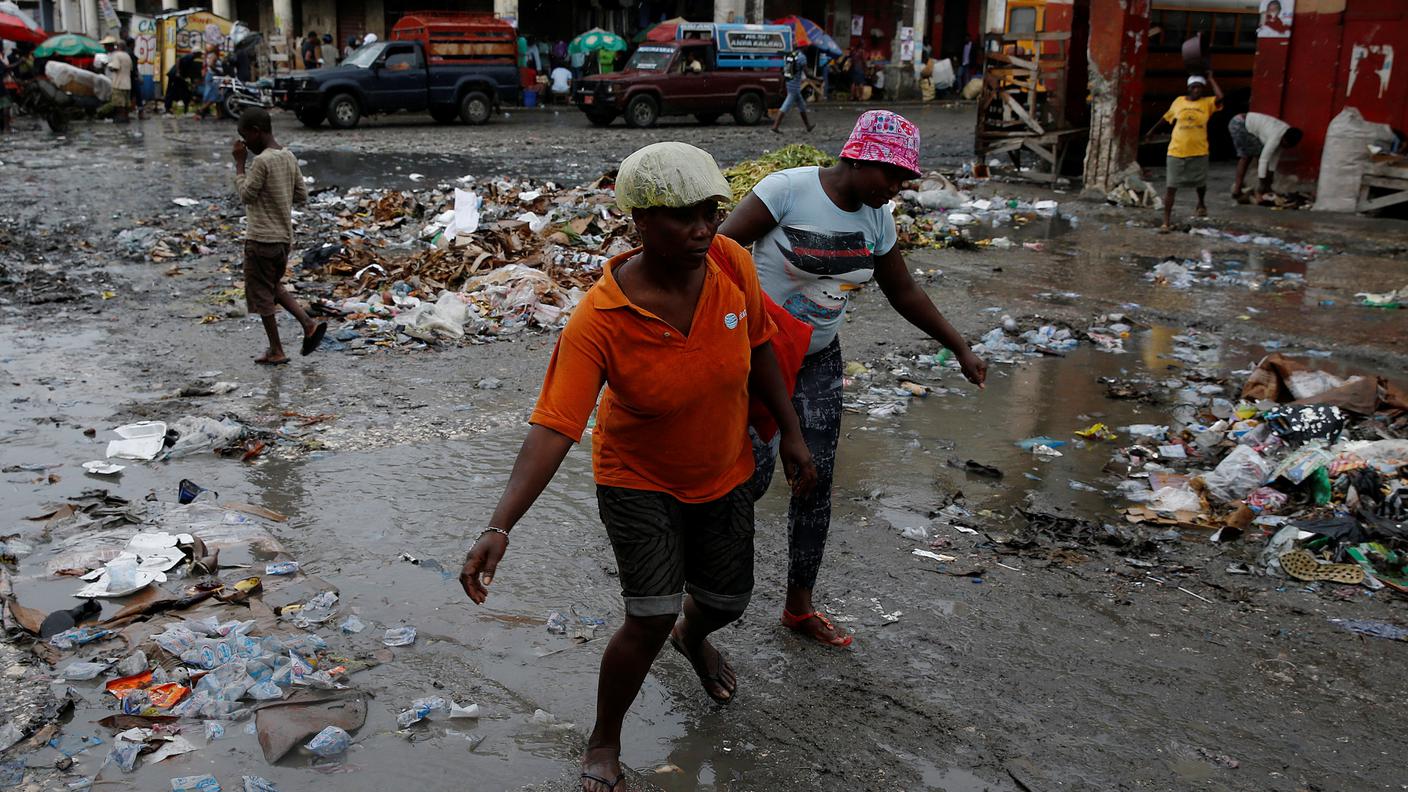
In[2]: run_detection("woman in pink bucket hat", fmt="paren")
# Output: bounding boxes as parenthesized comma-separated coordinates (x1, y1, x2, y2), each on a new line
(720, 109, 987, 647)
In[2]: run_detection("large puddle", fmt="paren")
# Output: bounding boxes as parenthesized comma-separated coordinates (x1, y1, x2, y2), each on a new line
(4, 311, 1330, 791)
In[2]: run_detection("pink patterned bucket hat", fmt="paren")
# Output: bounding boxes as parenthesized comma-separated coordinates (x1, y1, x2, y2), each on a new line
(839, 110, 922, 178)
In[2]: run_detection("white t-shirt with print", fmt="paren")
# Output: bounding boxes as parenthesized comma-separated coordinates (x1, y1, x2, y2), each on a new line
(748, 166, 898, 355)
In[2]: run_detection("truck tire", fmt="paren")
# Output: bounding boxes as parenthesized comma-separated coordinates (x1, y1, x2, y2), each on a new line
(732, 92, 764, 126)
(625, 94, 659, 129)
(459, 91, 491, 125)
(327, 93, 361, 129)
(429, 105, 459, 124)
(297, 109, 326, 128)
(586, 112, 617, 127)
(694, 113, 720, 125)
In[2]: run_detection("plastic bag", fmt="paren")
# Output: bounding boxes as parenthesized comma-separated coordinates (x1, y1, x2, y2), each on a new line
(1202, 445, 1270, 503)
(1147, 486, 1202, 514)
(165, 417, 246, 459)
(1313, 107, 1394, 212)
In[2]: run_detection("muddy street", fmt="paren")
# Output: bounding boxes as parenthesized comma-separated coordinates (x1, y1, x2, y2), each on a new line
(1, 105, 1406, 792)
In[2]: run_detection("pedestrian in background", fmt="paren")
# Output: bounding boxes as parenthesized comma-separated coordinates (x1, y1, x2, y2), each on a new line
(459, 141, 815, 792)
(100, 37, 133, 122)
(320, 34, 338, 68)
(1230, 111, 1303, 204)
(1146, 73, 1223, 231)
(197, 43, 222, 119)
(549, 62, 573, 103)
(300, 31, 319, 69)
(232, 108, 327, 365)
(0, 49, 14, 133)
(343, 36, 358, 61)
(720, 110, 988, 648)
(164, 50, 198, 114)
(771, 47, 813, 134)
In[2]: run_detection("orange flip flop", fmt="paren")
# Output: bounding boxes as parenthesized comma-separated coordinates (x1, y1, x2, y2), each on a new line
(782, 609, 853, 647)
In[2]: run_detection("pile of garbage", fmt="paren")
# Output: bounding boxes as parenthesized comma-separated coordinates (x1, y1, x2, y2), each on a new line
(721, 144, 835, 207)
(971, 312, 1130, 362)
(287, 176, 631, 345)
(894, 172, 1069, 251)
(1102, 352, 1408, 593)
(1, 495, 476, 789)
(1144, 250, 1309, 292)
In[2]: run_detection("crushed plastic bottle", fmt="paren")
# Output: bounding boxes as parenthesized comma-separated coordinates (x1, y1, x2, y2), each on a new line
(264, 561, 300, 576)
(170, 776, 221, 792)
(49, 627, 113, 650)
(305, 726, 351, 757)
(382, 627, 417, 647)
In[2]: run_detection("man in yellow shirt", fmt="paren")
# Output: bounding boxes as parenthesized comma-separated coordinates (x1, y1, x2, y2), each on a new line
(1146, 73, 1224, 231)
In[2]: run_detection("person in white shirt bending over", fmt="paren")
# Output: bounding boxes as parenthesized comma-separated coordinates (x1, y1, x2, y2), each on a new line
(1229, 111, 1303, 204)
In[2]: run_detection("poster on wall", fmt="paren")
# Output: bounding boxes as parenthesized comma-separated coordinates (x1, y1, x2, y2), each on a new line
(131, 14, 157, 77)
(899, 40, 915, 62)
(1257, 0, 1292, 38)
(851, 15, 864, 37)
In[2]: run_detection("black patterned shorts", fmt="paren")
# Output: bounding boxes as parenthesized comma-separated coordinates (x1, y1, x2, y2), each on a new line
(1229, 113, 1263, 159)
(596, 483, 755, 618)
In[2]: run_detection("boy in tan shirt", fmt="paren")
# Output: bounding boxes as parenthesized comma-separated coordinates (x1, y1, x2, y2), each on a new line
(233, 109, 326, 364)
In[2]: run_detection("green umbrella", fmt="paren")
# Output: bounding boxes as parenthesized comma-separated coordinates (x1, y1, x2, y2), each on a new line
(568, 28, 627, 56)
(34, 33, 105, 58)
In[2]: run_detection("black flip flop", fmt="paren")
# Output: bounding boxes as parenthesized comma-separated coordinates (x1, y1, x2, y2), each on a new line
(580, 772, 624, 791)
(669, 632, 735, 705)
(301, 322, 327, 356)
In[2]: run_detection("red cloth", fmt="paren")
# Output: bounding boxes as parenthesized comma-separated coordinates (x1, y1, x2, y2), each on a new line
(711, 236, 813, 442)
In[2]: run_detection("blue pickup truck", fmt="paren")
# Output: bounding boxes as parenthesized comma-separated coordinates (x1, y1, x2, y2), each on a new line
(274, 13, 520, 129)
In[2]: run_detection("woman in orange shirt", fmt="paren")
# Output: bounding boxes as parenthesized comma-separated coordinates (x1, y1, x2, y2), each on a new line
(459, 142, 815, 792)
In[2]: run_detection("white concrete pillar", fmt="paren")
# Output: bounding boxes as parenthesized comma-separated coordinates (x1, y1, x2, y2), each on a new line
(213, 0, 233, 20)
(493, 0, 517, 22)
(81, 0, 99, 37)
(161, 0, 179, 11)
(116, 0, 135, 13)
(273, 0, 292, 36)
(54, 0, 73, 31)
(713, 0, 743, 24)
(913, 0, 928, 55)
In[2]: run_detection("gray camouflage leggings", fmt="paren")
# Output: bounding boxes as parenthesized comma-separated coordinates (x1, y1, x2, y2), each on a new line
(750, 337, 843, 590)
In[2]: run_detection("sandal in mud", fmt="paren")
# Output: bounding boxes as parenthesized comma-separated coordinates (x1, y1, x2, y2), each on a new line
(1280, 549, 1365, 585)
(668, 631, 735, 705)
(579, 771, 624, 790)
(781, 609, 854, 647)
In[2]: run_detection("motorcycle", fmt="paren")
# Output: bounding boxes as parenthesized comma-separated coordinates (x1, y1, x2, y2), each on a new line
(217, 75, 273, 121)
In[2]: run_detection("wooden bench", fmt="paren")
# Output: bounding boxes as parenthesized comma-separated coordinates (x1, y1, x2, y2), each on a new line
(1357, 156, 1408, 214)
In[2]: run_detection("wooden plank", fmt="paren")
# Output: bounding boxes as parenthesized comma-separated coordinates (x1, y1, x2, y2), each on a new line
(1023, 140, 1057, 164)
(1003, 93, 1046, 135)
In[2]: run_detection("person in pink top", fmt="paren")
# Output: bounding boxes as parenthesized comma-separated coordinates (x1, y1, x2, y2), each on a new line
(720, 110, 988, 648)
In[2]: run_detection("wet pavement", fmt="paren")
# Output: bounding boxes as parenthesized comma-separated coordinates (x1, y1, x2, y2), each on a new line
(1, 107, 1406, 792)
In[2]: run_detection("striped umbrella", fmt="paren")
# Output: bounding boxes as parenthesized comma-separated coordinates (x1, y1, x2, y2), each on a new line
(0, 0, 45, 44)
(568, 28, 627, 56)
(34, 32, 106, 57)
(771, 15, 843, 57)
(634, 16, 685, 44)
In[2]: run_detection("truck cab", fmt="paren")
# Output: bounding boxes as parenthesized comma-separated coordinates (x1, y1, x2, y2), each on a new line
(273, 12, 519, 129)
(574, 22, 790, 128)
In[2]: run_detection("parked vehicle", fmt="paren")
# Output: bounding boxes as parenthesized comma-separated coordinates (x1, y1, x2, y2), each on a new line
(574, 22, 791, 128)
(218, 75, 273, 121)
(273, 12, 520, 129)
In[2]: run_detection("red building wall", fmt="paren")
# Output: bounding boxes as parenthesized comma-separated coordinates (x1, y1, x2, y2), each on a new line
(1251, 0, 1408, 181)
